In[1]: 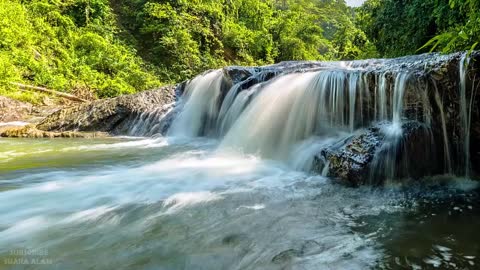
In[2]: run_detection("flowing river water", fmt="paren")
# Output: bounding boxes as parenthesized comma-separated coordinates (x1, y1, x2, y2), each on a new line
(0, 137, 478, 269)
(1, 53, 479, 269)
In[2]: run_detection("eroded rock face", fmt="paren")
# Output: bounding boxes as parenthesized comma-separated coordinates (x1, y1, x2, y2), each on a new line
(36, 86, 176, 135)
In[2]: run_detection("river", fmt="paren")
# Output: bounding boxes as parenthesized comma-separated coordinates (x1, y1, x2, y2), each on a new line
(0, 137, 478, 269)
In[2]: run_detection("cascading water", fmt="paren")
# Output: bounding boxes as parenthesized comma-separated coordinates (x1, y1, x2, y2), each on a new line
(459, 54, 475, 177)
(392, 73, 409, 125)
(217, 83, 263, 136)
(164, 52, 479, 184)
(168, 69, 226, 137)
(367, 73, 412, 182)
(376, 73, 389, 121)
(220, 70, 363, 164)
(433, 83, 453, 174)
(348, 72, 359, 132)
(164, 54, 477, 183)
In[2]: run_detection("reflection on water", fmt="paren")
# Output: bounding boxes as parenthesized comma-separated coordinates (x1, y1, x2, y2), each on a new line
(0, 138, 478, 269)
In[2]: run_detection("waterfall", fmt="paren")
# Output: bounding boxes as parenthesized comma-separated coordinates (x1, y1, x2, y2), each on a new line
(217, 84, 263, 136)
(220, 70, 360, 160)
(376, 73, 388, 121)
(162, 52, 477, 182)
(167, 66, 419, 172)
(349, 73, 359, 132)
(218, 70, 412, 172)
(168, 70, 226, 137)
(392, 73, 409, 125)
(433, 84, 453, 174)
(459, 54, 472, 177)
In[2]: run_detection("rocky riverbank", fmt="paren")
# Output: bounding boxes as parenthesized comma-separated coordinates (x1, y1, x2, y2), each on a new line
(0, 85, 176, 138)
(36, 85, 176, 134)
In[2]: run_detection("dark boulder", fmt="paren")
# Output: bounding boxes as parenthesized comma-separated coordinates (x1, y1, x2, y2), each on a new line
(313, 121, 437, 186)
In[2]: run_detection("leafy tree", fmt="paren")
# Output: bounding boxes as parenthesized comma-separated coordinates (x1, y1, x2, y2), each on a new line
(356, 0, 477, 57)
(0, 0, 160, 101)
(116, 0, 372, 81)
(421, 0, 480, 53)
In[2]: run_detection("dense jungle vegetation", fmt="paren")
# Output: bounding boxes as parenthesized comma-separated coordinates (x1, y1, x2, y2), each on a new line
(357, 0, 480, 57)
(0, 0, 478, 102)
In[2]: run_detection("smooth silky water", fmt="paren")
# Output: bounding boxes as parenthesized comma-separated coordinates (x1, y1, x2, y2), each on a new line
(0, 137, 478, 270)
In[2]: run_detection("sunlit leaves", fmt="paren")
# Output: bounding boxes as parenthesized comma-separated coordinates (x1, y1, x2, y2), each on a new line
(120, 0, 371, 81)
(0, 0, 161, 99)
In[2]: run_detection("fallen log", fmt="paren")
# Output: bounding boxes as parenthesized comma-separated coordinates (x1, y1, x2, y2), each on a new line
(10, 82, 87, 102)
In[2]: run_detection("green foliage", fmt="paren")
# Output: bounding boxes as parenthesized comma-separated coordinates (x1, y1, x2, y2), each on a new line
(356, 0, 479, 57)
(116, 0, 373, 82)
(0, 0, 161, 100)
(421, 0, 480, 54)
(4, 0, 477, 103)
(356, 0, 443, 57)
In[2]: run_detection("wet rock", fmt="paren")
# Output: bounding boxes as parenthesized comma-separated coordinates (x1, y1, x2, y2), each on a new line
(36, 85, 176, 135)
(313, 129, 382, 185)
(0, 124, 108, 138)
(223, 66, 254, 84)
(313, 121, 436, 185)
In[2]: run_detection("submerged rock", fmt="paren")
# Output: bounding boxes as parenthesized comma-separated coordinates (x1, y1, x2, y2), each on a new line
(36, 85, 176, 135)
